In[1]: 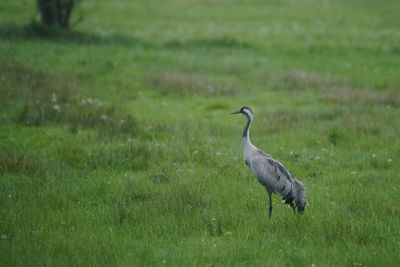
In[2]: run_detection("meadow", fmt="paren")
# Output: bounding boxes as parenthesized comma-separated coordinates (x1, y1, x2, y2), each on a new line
(1, 0, 400, 266)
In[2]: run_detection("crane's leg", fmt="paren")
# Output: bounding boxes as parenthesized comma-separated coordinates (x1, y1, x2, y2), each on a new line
(289, 202, 296, 213)
(268, 191, 273, 219)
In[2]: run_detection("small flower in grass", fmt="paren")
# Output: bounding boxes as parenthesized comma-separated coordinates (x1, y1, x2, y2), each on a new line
(51, 93, 57, 102)
(53, 104, 61, 112)
(80, 98, 94, 105)
(387, 158, 392, 163)
(372, 154, 376, 158)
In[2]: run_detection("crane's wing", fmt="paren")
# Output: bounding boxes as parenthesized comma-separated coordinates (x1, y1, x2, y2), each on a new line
(248, 150, 306, 212)
(249, 153, 295, 198)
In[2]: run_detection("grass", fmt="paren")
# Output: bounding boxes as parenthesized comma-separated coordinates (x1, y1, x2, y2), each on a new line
(1, 0, 400, 266)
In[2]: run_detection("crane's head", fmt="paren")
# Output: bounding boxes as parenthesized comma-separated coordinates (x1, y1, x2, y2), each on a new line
(231, 106, 254, 120)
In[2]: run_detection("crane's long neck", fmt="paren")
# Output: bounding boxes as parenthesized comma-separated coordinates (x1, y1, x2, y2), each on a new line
(242, 115, 256, 162)
(242, 115, 253, 143)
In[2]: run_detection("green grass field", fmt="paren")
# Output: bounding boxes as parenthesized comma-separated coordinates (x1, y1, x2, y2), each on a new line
(1, 0, 400, 266)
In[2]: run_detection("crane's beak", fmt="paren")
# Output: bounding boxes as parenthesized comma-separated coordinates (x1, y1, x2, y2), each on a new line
(230, 110, 241, 115)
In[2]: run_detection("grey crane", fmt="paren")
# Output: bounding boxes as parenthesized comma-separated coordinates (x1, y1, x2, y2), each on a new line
(231, 106, 306, 219)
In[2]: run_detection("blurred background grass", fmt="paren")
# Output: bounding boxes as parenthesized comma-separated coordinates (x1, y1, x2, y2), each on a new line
(0, 0, 399, 266)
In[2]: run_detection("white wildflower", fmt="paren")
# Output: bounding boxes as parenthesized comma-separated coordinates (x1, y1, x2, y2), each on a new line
(53, 104, 61, 112)
(387, 158, 392, 163)
(51, 93, 57, 102)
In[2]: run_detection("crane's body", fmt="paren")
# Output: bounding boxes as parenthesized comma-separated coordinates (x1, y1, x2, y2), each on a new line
(232, 106, 306, 219)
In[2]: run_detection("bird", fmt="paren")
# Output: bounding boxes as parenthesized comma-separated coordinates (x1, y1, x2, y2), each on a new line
(231, 106, 306, 219)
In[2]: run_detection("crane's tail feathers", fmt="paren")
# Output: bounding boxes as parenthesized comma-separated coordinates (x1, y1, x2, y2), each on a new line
(293, 179, 306, 213)
(283, 179, 306, 214)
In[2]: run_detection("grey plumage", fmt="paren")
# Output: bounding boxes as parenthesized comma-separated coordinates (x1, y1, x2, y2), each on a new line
(232, 106, 306, 218)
